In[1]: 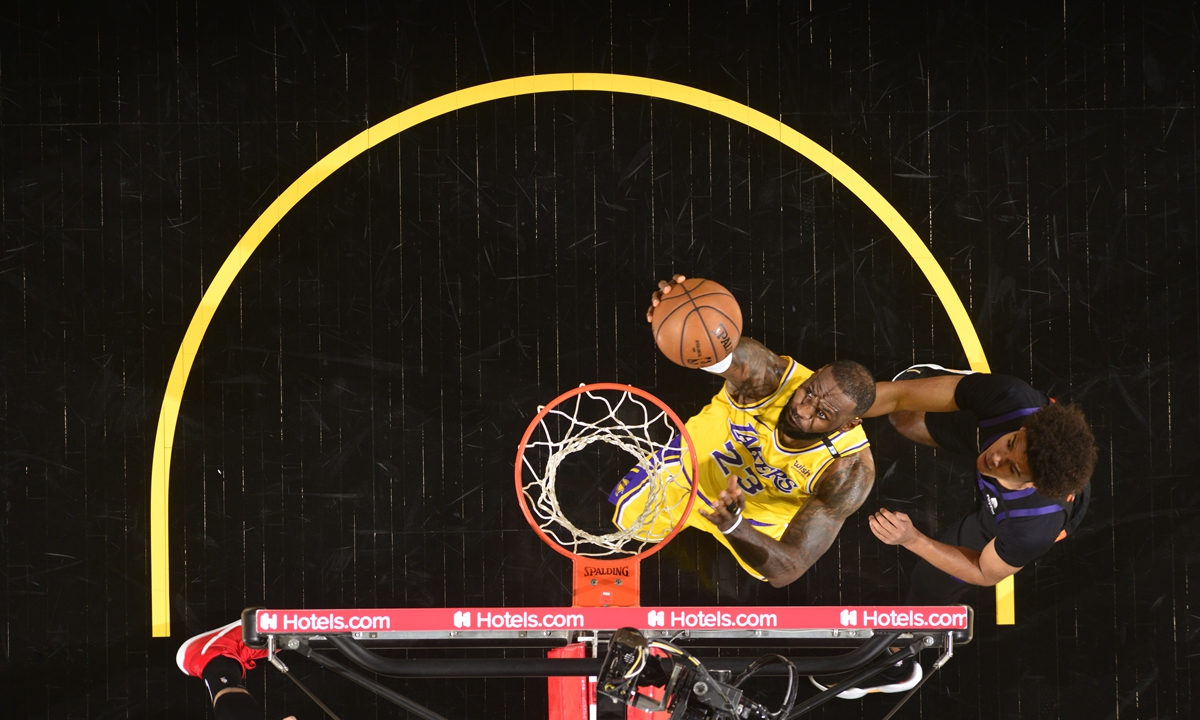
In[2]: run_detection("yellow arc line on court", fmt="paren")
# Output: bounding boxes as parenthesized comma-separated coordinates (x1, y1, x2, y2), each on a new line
(150, 72, 1001, 637)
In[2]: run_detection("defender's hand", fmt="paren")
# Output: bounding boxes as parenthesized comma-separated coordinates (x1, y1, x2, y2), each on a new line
(699, 476, 746, 533)
(869, 508, 921, 547)
(646, 274, 688, 323)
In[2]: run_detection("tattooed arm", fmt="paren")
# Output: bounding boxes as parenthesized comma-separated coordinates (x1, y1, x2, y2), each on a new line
(716, 337, 789, 405)
(709, 449, 876, 587)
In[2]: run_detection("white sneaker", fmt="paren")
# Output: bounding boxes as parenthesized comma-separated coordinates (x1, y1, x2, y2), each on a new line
(891, 363, 976, 382)
(810, 658, 923, 700)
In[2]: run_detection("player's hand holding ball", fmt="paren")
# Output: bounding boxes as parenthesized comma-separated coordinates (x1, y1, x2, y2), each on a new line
(647, 275, 742, 369)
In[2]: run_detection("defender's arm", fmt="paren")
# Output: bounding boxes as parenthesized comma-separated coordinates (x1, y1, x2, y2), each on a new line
(869, 508, 1021, 586)
(863, 376, 965, 418)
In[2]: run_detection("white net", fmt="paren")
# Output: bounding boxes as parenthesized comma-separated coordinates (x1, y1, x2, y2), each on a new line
(519, 385, 696, 558)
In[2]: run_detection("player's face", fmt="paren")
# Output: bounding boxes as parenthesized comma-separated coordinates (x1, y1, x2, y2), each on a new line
(977, 429, 1033, 489)
(777, 367, 855, 443)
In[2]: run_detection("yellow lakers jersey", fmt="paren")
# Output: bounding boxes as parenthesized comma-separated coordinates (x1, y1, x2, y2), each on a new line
(612, 358, 870, 579)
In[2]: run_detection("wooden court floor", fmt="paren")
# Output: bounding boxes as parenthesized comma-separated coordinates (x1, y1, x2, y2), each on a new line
(1, 2, 1196, 718)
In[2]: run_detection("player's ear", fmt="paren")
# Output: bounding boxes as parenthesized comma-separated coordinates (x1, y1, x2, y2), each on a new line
(839, 417, 862, 432)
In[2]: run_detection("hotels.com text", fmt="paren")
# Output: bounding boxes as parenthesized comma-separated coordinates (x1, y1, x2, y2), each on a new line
(647, 610, 779, 629)
(851, 609, 968, 628)
(260, 612, 392, 632)
(456, 611, 586, 629)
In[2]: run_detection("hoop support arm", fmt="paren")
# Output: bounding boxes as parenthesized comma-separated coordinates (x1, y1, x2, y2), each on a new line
(321, 631, 906, 677)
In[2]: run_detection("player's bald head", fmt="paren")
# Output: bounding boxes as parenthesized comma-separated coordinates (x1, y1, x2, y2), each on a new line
(828, 360, 876, 418)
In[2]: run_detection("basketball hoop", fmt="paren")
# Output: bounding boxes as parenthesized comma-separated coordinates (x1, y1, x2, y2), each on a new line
(515, 383, 700, 607)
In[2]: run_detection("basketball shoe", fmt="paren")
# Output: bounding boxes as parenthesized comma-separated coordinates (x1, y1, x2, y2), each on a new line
(810, 656, 923, 700)
(891, 363, 976, 382)
(176, 620, 268, 679)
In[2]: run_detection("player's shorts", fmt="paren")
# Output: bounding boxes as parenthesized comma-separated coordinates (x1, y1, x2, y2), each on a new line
(609, 454, 696, 544)
(610, 454, 786, 581)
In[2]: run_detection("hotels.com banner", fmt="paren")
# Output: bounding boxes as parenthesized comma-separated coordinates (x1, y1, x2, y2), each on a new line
(254, 606, 969, 634)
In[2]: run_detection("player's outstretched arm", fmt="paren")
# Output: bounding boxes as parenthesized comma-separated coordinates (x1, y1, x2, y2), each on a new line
(869, 508, 1021, 586)
(862, 376, 965, 418)
(708, 451, 875, 587)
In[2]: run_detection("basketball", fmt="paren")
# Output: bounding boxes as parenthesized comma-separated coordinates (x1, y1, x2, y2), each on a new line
(650, 278, 743, 368)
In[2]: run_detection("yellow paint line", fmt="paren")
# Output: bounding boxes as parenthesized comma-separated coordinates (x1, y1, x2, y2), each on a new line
(151, 73, 996, 636)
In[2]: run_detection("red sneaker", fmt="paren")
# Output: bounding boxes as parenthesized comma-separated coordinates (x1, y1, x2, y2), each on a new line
(175, 620, 269, 678)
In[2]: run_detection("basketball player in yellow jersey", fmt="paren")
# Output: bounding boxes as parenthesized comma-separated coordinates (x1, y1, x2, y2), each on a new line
(613, 276, 877, 587)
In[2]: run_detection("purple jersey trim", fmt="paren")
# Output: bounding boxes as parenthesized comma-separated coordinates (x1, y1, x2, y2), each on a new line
(978, 405, 1043, 450)
(609, 460, 656, 505)
(996, 505, 1065, 523)
(608, 435, 692, 506)
(978, 406, 1042, 427)
(976, 474, 1039, 501)
(1000, 485, 1038, 500)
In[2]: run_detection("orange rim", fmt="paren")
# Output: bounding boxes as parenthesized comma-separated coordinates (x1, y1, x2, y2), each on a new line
(514, 382, 700, 565)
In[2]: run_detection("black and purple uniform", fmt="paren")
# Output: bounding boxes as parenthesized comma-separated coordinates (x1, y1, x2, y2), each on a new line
(907, 372, 1090, 604)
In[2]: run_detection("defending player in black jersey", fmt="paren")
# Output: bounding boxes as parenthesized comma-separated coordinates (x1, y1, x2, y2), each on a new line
(863, 365, 1097, 603)
(809, 366, 1096, 700)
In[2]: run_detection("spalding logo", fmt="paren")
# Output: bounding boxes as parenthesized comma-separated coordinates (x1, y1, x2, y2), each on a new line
(583, 566, 630, 577)
(712, 324, 734, 352)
